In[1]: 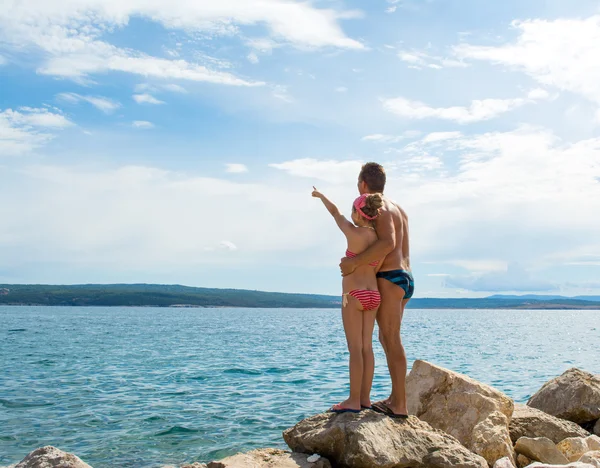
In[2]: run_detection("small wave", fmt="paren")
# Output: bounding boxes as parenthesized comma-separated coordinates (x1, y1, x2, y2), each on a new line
(190, 375, 208, 381)
(263, 367, 292, 375)
(155, 426, 200, 436)
(223, 368, 261, 376)
(8, 329, 26, 332)
(0, 399, 54, 409)
(144, 415, 166, 422)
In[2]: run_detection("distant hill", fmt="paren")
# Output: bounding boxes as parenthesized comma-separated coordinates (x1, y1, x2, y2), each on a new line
(0, 284, 599, 309)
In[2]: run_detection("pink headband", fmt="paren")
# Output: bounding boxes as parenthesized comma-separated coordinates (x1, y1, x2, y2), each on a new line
(353, 194, 378, 220)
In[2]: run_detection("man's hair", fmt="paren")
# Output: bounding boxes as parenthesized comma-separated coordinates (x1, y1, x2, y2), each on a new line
(359, 162, 386, 192)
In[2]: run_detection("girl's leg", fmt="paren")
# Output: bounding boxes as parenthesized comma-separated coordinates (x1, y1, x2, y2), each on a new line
(338, 297, 364, 410)
(360, 308, 378, 408)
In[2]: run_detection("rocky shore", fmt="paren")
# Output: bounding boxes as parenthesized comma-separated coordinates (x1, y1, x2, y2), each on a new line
(6, 361, 600, 468)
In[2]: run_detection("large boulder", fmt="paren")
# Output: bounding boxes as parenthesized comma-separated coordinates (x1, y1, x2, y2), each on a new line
(283, 410, 488, 468)
(579, 451, 600, 467)
(594, 420, 600, 437)
(206, 448, 331, 468)
(510, 404, 590, 444)
(14, 447, 92, 468)
(406, 360, 515, 466)
(557, 436, 600, 463)
(527, 369, 600, 424)
(514, 437, 569, 465)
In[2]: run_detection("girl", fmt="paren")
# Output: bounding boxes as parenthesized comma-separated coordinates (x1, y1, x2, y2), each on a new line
(312, 187, 383, 413)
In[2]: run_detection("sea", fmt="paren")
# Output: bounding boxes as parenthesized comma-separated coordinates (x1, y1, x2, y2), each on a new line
(1, 306, 599, 467)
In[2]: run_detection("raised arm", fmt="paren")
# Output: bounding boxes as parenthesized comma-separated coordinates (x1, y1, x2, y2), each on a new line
(312, 187, 354, 234)
(340, 209, 396, 276)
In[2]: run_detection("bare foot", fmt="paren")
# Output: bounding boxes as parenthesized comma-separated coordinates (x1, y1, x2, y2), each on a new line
(335, 398, 361, 411)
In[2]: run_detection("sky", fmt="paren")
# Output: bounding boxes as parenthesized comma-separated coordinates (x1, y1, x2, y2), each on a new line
(1, 0, 600, 298)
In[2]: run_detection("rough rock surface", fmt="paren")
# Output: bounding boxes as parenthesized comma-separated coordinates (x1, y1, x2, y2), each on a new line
(527, 369, 600, 424)
(514, 437, 569, 465)
(579, 451, 600, 468)
(406, 360, 515, 466)
(526, 464, 596, 468)
(182, 464, 208, 468)
(510, 404, 590, 444)
(595, 420, 600, 437)
(516, 454, 532, 468)
(494, 457, 517, 468)
(557, 436, 600, 462)
(206, 448, 331, 468)
(14, 447, 92, 468)
(283, 410, 488, 468)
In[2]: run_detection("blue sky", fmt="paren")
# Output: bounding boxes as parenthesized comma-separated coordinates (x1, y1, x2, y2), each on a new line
(1, 0, 600, 297)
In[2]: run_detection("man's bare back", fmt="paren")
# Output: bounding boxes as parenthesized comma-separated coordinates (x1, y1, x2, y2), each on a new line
(376, 197, 410, 273)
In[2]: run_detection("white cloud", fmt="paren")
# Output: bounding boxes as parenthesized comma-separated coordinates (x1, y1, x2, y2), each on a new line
(272, 85, 294, 103)
(220, 241, 238, 251)
(382, 92, 546, 124)
(393, 126, 600, 272)
(225, 163, 248, 174)
(135, 83, 187, 94)
(133, 94, 165, 105)
(335, 86, 348, 93)
(0, 0, 363, 85)
(270, 158, 363, 184)
(5, 108, 72, 128)
(163, 84, 187, 93)
(455, 16, 600, 103)
(386, 6, 397, 13)
(421, 131, 463, 143)
(398, 49, 467, 70)
(0, 164, 324, 271)
(527, 88, 550, 100)
(0, 108, 72, 156)
(247, 52, 259, 64)
(361, 134, 404, 143)
(57, 92, 121, 114)
(132, 121, 154, 129)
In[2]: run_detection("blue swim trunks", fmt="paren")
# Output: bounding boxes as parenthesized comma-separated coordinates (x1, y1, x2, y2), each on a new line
(376, 269, 415, 299)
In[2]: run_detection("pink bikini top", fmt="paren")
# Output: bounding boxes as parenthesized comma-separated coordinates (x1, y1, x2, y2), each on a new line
(346, 250, 379, 267)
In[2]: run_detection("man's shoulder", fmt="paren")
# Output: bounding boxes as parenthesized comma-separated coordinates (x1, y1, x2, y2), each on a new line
(381, 196, 403, 213)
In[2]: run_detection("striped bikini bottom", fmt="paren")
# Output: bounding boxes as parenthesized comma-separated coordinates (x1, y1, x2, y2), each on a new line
(342, 290, 381, 311)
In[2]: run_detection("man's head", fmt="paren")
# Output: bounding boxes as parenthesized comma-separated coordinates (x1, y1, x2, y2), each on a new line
(358, 162, 386, 194)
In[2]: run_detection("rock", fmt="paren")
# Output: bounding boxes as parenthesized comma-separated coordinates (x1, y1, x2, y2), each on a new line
(595, 420, 600, 437)
(526, 463, 596, 468)
(494, 457, 517, 468)
(527, 369, 600, 424)
(406, 360, 515, 466)
(510, 404, 590, 444)
(514, 437, 570, 465)
(181, 464, 208, 468)
(557, 436, 600, 462)
(283, 410, 488, 468)
(15, 447, 92, 468)
(206, 448, 331, 468)
(579, 451, 600, 467)
(516, 454, 532, 468)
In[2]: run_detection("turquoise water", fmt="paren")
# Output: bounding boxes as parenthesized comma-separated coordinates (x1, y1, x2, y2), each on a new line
(1, 306, 599, 467)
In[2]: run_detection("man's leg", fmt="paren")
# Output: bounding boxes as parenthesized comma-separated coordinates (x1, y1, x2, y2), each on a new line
(376, 278, 407, 415)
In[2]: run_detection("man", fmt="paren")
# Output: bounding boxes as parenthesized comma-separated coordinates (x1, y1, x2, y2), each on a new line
(340, 162, 414, 418)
